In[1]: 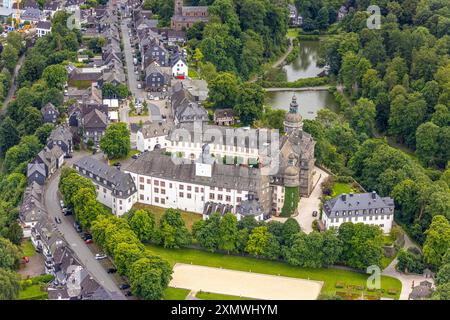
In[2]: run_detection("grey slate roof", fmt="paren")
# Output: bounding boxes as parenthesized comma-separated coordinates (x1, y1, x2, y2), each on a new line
(74, 156, 137, 197)
(236, 196, 264, 217)
(323, 191, 395, 218)
(20, 182, 47, 223)
(48, 125, 73, 143)
(124, 150, 262, 192)
(84, 109, 108, 129)
(203, 202, 233, 217)
(139, 121, 174, 138)
(36, 20, 52, 30)
(27, 163, 46, 178)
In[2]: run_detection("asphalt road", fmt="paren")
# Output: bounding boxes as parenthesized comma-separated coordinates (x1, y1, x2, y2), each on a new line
(120, 17, 162, 121)
(43, 151, 125, 299)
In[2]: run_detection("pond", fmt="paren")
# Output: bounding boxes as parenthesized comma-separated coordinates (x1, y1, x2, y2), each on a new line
(265, 90, 338, 120)
(283, 40, 325, 81)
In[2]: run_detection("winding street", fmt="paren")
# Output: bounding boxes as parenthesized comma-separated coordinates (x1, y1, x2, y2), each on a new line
(43, 151, 125, 299)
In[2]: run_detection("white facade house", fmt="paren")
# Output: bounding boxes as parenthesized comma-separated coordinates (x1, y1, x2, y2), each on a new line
(171, 56, 188, 78)
(36, 21, 52, 37)
(73, 156, 137, 216)
(322, 191, 395, 234)
(136, 121, 173, 152)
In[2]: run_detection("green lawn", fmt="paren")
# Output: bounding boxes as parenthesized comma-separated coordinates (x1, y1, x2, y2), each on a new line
(332, 182, 357, 197)
(133, 203, 202, 230)
(18, 284, 48, 300)
(164, 287, 190, 300)
(21, 239, 36, 257)
(196, 291, 254, 300)
(146, 245, 401, 299)
(286, 28, 300, 39)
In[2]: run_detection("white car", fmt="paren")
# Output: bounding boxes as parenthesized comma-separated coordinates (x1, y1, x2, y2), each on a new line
(59, 200, 65, 208)
(95, 253, 107, 260)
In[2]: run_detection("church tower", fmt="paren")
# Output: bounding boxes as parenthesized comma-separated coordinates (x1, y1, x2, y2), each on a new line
(283, 94, 303, 134)
(174, 0, 183, 15)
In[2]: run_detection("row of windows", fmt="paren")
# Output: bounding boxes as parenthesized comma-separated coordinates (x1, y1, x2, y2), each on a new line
(334, 208, 391, 216)
(172, 142, 257, 154)
(136, 176, 243, 194)
(331, 215, 391, 223)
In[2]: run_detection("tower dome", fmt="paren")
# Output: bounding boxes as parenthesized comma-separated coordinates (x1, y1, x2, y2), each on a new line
(284, 165, 300, 187)
(284, 94, 303, 134)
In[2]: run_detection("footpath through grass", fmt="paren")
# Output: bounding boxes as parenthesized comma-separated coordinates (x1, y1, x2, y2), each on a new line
(146, 244, 401, 299)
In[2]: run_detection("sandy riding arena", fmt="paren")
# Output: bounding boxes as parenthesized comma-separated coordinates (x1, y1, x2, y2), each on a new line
(169, 263, 323, 300)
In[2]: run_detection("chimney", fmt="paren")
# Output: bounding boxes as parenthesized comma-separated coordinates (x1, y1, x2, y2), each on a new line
(371, 191, 377, 199)
(341, 194, 347, 201)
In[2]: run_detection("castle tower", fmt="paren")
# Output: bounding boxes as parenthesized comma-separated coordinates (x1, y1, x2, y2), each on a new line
(283, 94, 303, 134)
(174, 0, 183, 15)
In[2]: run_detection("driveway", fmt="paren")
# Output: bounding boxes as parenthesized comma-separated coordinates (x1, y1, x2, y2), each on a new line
(43, 151, 125, 299)
(269, 166, 328, 233)
(382, 233, 432, 300)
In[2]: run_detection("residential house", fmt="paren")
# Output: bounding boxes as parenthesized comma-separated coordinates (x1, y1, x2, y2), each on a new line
(41, 102, 59, 123)
(144, 62, 170, 91)
(19, 182, 47, 238)
(171, 83, 208, 124)
(171, 54, 188, 79)
(36, 20, 52, 37)
(213, 109, 235, 126)
(43, 1, 60, 19)
(47, 125, 73, 157)
(322, 191, 395, 233)
(27, 163, 46, 186)
(82, 109, 108, 146)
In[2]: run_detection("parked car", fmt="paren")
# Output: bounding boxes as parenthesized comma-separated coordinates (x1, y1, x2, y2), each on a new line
(63, 209, 73, 216)
(54, 217, 62, 224)
(312, 211, 318, 217)
(83, 233, 92, 240)
(73, 221, 82, 233)
(113, 162, 121, 167)
(59, 200, 65, 208)
(107, 268, 117, 274)
(132, 154, 138, 159)
(124, 291, 133, 297)
(22, 256, 30, 264)
(119, 284, 130, 290)
(85, 239, 93, 244)
(95, 253, 107, 260)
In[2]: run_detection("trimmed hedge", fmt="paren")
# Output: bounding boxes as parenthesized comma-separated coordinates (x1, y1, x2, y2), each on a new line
(281, 186, 299, 217)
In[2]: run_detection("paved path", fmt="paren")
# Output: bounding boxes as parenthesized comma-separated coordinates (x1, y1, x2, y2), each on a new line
(43, 151, 125, 299)
(250, 37, 294, 83)
(1, 53, 26, 116)
(170, 263, 323, 300)
(382, 233, 431, 300)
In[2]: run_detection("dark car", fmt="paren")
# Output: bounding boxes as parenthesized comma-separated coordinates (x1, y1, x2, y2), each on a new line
(119, 284, 130, 290)
(131, 154, 138, 159)
(63, 209, 73, 216)
(312, 211, 318, 217)
(124, 291, 132, 297)
(64, 154, 73, 159)
(54, 217, 62, 224)
(113, 162, 121, 167)
(83, 233, 93, 240)
(73, 222, 82, 233)
(107, 268, 117, 274)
